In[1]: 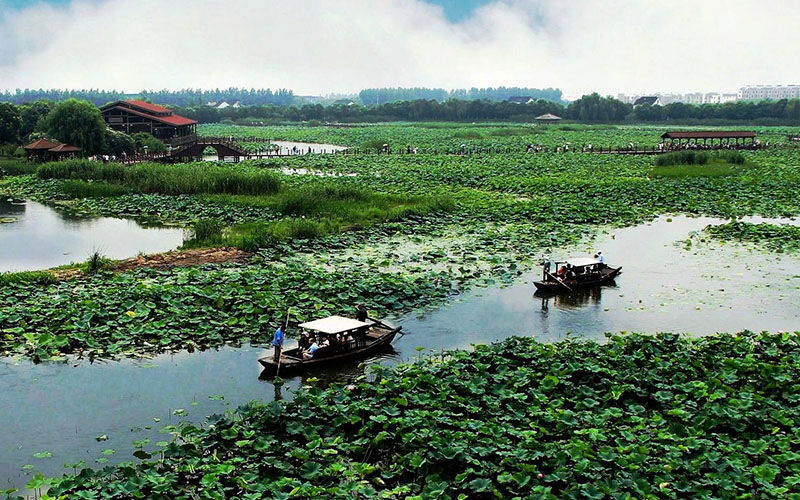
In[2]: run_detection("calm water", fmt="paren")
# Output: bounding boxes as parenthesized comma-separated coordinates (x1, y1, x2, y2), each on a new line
(3, 215, 800, 488)
(0, 200, 185, 272)
(203, 141, 347, 161)
(269, 140, 347, 154)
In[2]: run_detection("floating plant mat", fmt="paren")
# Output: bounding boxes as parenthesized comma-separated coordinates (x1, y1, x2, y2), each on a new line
(24, 332, 800, 499)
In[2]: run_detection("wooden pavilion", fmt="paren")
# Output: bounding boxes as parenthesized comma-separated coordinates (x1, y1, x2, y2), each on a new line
(47, 143, 82, 160)
(23, 138, 81, 161)
(534, 113, 562, 125)
(100, 100, 197, 146)
(660, 131, 756, 147)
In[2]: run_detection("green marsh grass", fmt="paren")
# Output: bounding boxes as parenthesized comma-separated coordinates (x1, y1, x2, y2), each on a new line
(0, 159, 38, 177)
(652, 151, 748, 178)
(61, 180, 132, 197)
(489, 127, 535, 137)
(0, 270, 57, 286)
(37, 160, 281, 196)
(192, 218, 224, 244)
(452, 130, 483, 140)
(650, 163, 745, 178)
(188, 186, 454, 250)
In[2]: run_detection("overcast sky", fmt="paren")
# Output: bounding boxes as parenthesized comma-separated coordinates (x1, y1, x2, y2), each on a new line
(0, 0, 798, 98)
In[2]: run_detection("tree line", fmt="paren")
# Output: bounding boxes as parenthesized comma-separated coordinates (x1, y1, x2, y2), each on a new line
(2, 94, 800, 156)
(0, 88, 295, 107)
(174, 93, 800, 124)
(358, 87, 564, 105)
(1, 87, 564, 108)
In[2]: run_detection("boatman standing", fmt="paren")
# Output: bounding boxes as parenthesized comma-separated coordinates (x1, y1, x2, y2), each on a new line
(273, 324, 285, 361)
(356, 304, 368, 323)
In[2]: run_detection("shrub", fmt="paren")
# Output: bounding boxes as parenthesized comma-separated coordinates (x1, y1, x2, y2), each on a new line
(85, 251, 111, 274)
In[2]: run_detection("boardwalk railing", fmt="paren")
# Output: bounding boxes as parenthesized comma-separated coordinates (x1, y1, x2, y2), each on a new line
(163, 134, 197, 148)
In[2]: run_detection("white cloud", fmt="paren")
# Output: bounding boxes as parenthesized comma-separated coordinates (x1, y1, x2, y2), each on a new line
(0, 0, 798, 96)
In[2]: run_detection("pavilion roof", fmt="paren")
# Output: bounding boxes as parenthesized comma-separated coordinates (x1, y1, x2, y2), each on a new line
(24, 138, 59, 150)
(48, 143, 81, 152)
(101, 100, 197, 127)
(661, 131, 755, 139)
(535, 113, 562, 121)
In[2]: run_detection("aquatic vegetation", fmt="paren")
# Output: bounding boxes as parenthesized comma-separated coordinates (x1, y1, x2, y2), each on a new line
(198, 122, 796, 151)
(1, 127, 800, 362)
(707, 221, 800, 253)
(30, 332, 800, 499)
(654, 150, 746, 167)
(0, 248, 467, 360)
(37, 159, 282, 196)
(0, 159, 37, 177)
(191, 218, 224, 244)
(0, 270, 56, 286)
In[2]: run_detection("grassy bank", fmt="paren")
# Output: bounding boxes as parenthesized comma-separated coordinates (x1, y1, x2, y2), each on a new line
(26, 332, 800, 499)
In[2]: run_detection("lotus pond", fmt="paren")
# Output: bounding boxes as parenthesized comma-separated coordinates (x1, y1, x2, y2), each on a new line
(1, 123, 800, 497)
(8, 331, 800, 499)
(2, 214, 800, 493)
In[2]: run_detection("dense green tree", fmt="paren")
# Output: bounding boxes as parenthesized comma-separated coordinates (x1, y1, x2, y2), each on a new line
(567, 93, 631, 122)
(131, 132, 166, 154)
(19, 99, 53, 139)
(0, 101, 22, 144)
(786, 100, 800, 121)
(1, 87, 294, 107)
(101, 128, 135, 156)
(45, 99, 105, 154)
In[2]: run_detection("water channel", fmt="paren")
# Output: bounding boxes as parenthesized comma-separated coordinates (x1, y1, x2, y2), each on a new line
(0, 200, 185, 273)
(2, 215, 800, 489)
(203, 140, 348, 161)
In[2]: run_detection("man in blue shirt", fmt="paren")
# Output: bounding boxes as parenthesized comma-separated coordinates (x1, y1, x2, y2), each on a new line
(273, 324, 285, 361)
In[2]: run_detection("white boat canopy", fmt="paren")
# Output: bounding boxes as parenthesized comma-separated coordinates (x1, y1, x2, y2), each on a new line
(298, 315, 372, 334)
(556, 257, 601, 267)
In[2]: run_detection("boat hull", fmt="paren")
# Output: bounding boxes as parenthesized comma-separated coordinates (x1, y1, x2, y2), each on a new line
(534, 266, 622, 292)
(259, 326, 401, 376)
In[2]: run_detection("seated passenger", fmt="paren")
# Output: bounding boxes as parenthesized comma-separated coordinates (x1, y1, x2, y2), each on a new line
(304, 338, 319, 360)
(298, 331, 310, 351)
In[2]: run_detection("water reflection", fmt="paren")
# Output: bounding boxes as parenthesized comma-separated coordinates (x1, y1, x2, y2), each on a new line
(256, 346, 400, 386)
(0, 200, 185, 272)
(0, 199, 26, 215)
(535, 284, 610, 313)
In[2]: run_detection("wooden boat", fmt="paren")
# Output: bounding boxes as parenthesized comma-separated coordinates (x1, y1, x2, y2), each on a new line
(534, 257, 621, 292)
(258, 315, 401, 376)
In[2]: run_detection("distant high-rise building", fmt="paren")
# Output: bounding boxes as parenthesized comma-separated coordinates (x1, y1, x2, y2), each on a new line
(738, 85, 800, 100)
(683, 93, 704, 105)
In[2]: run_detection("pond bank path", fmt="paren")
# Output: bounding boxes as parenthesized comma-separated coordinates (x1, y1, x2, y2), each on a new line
(51, 247, 253, 279)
